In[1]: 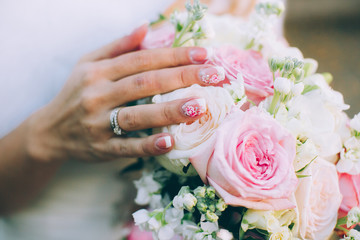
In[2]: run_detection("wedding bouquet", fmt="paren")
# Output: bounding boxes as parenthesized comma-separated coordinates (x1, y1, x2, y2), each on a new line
(128, 1, 360, 239)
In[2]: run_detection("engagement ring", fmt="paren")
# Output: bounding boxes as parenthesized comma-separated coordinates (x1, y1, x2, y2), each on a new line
(110, 107, 126, 136)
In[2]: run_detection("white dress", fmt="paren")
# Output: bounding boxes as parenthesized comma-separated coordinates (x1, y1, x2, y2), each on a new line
(0, 0, 172, 239)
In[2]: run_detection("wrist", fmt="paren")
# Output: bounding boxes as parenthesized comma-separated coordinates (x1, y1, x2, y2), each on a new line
(25, 106, 66, 164)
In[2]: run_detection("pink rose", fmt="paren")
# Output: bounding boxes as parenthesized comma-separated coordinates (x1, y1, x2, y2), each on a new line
(140, 23, 175, 49)
(207, 46, 274, 104)
(338, 173, 360, 217)
(294, 159, 343, 239)
(127, 225, 153, 240)
(190, 107, 297, 210)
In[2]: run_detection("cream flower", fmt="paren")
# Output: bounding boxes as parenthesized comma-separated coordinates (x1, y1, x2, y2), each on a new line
(337, 136, 360, 174)
(153, 84, 234, 176)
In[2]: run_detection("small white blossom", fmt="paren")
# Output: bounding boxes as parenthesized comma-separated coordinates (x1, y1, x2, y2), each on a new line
(341, 229, 360, 240)
(165, 207, 184, 228)
(157, 225, 175, 240)
(216, 229, 234, 240)
(350, 113, 360, 133)
(337, 137, 360, 174)
(133, 209, 150, 227)
(134, 172, 162, 206)
(274, 77, 291, 95)
(347, 207, 360, 228)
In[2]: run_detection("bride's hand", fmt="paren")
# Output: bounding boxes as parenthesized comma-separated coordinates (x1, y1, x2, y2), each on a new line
(27, 24, 215, 163)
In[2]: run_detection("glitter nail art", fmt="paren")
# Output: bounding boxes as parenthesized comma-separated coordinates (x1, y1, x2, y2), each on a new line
(199, 66, 225, 84)
(182, 98, 207, 117)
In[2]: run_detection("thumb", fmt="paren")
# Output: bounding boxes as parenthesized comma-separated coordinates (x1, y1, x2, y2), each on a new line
(81, 22, 149, 62)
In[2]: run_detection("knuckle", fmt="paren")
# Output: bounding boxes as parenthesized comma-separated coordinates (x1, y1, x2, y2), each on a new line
(82, 64, 103, 85)
(177, 69, 188, 87)
(80, 92, 100, 113)
(120, 109, 138, 130)
(171, 49, 180, 66)
(162, 104, 177, 123)
(133, 52, 152, 69)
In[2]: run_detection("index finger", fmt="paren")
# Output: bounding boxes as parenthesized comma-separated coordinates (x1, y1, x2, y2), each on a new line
(101, 47, 208, 80)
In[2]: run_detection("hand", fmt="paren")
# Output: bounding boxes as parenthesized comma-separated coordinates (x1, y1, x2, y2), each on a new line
(27, 23, 220, 163)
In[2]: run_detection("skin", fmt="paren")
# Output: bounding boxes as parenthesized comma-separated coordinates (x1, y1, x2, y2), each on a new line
(0, 24, 216, 215)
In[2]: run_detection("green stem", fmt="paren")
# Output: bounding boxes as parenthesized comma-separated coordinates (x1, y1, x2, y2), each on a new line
(161, 201, 173, 225)
(172, 19, 195, 47)
(239, 227, 246, 240)
(269, 91, 280, 115)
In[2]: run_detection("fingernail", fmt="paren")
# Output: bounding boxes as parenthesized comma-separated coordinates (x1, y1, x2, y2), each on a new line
(182, 98, 207, 117)
(199, 66, 225, 84)
(189, 48, 208, 63)
(155, 136, 172, 149)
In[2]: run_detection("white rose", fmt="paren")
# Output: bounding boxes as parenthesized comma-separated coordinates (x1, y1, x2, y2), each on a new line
(294, 158, 342, 239)
(337, 136, 360, 174)
(153, 84, 234, 175)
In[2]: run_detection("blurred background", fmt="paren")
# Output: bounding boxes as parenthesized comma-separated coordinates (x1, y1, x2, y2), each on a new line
(285, 0, 360, 117)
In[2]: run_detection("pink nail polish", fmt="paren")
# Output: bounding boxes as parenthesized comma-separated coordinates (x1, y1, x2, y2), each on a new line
(182, 98, 207, 117)
(155, 136, 172, 149)
(199, 66, 225, 84)
(189, 48, 208, 63)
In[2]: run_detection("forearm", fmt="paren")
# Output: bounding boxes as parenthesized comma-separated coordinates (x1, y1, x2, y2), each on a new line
(0, 111, 63, 215)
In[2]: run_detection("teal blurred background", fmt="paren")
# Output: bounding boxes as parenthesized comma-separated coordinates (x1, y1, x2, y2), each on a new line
(285, 0, 360, 117)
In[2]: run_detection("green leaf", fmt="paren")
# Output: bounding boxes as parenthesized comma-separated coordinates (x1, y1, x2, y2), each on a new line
(295, 156, 317, 173)
(177, 22, 183, 32)
(302, 84, 319, 94)
(150, 14, 167, 26)
(296, 174, 311, 178)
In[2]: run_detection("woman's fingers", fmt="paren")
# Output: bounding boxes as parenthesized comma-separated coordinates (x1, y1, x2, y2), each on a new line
(107, 64, 222, 106)
(116, 98, 206, 132)
(101, 47, 208, 80)
(80, 23, 148, 62)
(107, 133, 174, 157)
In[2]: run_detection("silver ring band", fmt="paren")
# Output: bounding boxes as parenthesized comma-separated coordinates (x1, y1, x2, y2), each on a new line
(110, 107, 126, 136)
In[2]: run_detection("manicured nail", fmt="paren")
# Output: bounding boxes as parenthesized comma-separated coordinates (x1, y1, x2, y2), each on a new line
(182, 98, 207, 117)
(199, 66, 225, 84)
(189, 48, 208, 63)
(156, 136, 172, 149)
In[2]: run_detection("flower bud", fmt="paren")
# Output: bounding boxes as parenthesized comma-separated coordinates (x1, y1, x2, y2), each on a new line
(206, 186, 216, 199)
(183, 193, 197, 211)
(269, 57, 279, 72)
(197, 200, 208, 213)
(194, 186, 206, 198)
(293, 67, 304, 80)
(284, 59, 294, 73)
(274, 77, 291, 95)
(205, 210, 219, 222)
(216, 198, 227, 212)
(208, 204, 216, 212)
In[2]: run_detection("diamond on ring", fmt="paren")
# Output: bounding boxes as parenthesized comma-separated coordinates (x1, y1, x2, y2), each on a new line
(110, 107, 126, 136)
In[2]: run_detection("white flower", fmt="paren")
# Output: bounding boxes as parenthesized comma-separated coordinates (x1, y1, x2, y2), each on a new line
(133, 209, 150, 227)
(134, 172, 162, 205)
(269, 227, 292, 240)
(223, 74, 247, 106)
(274, 77, 291, 94)
(341, 229, 360, 240)
(216, 229, 234, 240)
(293, 158, 342, 239)
(165, 207, 184, 228)
(337, 136, 360, 174)
(153, 84, 234, 176)
(347, 207, 360, 228)
(157, 225, 175, 240)
(294, 138, 318, 172)
(241, 209, 296, 234)
(350, 113, 360, 132)
(292, 82, 304, 96)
